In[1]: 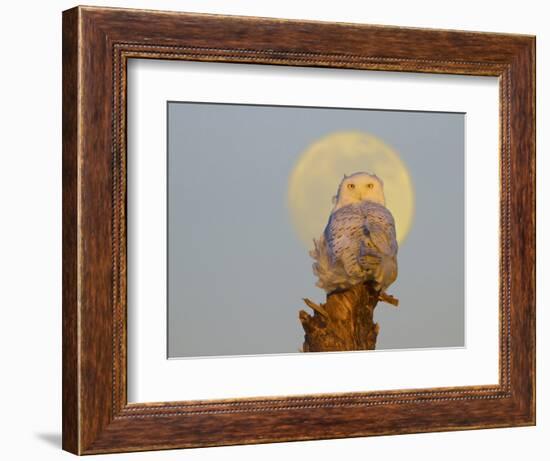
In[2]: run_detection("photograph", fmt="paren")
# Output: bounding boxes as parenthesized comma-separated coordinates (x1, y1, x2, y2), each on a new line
(0, 0, 542, 457)
(52, 3, 536, 455)
(167, 102, 465, 357)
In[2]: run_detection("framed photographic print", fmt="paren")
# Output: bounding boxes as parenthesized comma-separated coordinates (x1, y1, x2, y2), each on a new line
(62, 5, 535, 455)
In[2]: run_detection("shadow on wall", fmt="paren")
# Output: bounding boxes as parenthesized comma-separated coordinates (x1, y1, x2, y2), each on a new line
(35, 432, 61, 448)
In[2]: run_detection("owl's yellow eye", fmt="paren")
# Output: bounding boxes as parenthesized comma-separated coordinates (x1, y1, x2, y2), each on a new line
(367, 183, 374, 189)
(347, 183, 355, 190)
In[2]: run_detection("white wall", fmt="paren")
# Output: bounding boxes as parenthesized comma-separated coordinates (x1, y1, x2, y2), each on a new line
(0, 1, 545, 459)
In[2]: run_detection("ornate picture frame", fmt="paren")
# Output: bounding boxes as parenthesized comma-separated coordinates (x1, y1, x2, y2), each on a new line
(62, 5, 535, 454)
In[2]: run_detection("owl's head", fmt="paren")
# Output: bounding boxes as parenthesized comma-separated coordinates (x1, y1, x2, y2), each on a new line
(333, 172, 385, 210)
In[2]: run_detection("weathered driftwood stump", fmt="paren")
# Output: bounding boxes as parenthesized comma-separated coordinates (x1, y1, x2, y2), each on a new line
(299, 283, 398, 352)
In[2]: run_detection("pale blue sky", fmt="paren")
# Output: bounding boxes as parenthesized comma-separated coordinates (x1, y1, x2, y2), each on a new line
(167, 102, 464, 357)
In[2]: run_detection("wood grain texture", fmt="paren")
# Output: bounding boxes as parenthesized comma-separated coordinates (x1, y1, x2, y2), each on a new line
(61, 7, 79, 454)
(62, 5, 536, 455)
(300, 283, 383, 351)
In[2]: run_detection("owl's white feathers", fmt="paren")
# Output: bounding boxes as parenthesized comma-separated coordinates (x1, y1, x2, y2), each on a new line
(311, 172, 398, 293)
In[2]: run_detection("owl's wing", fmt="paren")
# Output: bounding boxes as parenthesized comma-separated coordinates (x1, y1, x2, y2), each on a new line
(361, 202, 398, 258)
(359, 202, 398, 291)
(324, 206, 366, 278)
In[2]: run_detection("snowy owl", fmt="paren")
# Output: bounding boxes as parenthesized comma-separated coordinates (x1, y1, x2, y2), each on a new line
(310, 172, 398, 294)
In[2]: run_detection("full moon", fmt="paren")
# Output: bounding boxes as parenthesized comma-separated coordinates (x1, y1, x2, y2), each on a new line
(287, 131, 415, 248)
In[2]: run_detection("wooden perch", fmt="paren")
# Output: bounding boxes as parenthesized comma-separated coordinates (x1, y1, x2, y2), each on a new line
(379, 292, 399, 307)
(299, 283, 398, 352)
